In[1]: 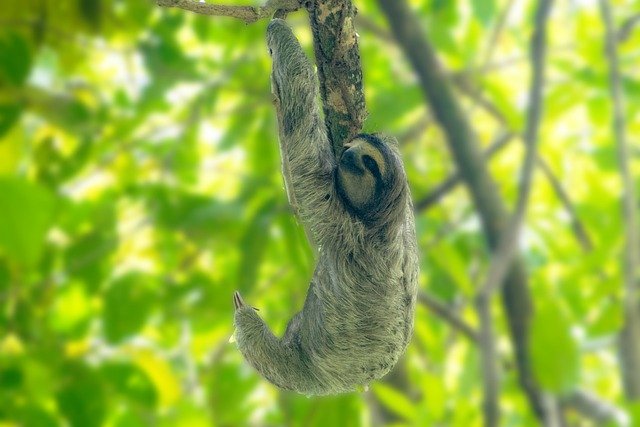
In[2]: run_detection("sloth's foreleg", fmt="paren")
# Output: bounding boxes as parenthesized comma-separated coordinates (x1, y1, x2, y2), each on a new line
(233, 291, 318, 393)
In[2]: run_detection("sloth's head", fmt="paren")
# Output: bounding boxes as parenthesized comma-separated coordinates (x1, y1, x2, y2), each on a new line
(335, 134, 407, 226)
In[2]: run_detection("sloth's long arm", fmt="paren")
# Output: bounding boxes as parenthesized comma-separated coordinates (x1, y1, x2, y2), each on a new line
(267, 19, 335, 243)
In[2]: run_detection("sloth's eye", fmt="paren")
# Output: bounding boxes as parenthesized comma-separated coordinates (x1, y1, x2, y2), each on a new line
(362, 155, 380, 176)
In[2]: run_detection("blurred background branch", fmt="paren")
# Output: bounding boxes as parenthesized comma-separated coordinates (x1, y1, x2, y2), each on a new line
(0, 0, 637, 425)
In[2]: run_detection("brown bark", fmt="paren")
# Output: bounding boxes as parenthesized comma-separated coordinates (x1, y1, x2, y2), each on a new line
(306, 0, 366, 155)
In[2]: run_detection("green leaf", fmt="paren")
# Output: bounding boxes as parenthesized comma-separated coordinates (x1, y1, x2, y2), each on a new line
(56, 362, 107, 427)
(428, 244, 473, 295)
(472, 0, 496, 26)
(24, 87, 92, 132)
(79, 0, 103, 30)
(101, 362, 158, 408)
(0, 32, 31, 86)
(236, 199, 277, 293)
(372, 383, 417, 422)
(103, 273, 158, 343)
(278, 212, 313, 277)
(0, 104, 22, 139)
(112, 411, 149, 427)
(0, 177, 55, 267)
(207, 360, 258, 426)
(530, 301, 580, 393)
(145, 185, 244, 239)
(629, 403, 640, 427)
(48, 284, 92, 335)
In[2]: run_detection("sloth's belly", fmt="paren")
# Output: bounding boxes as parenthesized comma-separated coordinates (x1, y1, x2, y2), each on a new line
(303, 295, 413, 390)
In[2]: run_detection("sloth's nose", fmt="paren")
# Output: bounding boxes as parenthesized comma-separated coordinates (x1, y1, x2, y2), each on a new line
(340, 148, 365, 174)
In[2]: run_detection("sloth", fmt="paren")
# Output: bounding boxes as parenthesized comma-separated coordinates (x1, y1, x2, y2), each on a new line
(232, 18, 419, 395)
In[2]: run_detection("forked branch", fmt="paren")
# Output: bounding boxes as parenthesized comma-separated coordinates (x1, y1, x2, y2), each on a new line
(156, 0, 301, 23)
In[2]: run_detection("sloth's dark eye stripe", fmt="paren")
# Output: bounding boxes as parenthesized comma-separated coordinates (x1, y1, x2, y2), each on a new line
(363, 155, 381, 177)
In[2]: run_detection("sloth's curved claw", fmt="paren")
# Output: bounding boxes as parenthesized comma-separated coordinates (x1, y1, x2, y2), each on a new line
(233, 291, 245, 310)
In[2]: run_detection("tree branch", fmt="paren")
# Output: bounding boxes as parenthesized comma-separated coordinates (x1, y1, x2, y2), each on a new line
(479, 0, 553, 298)
(561, 390, 627, 425)
(415, 132, 514, 212)
(599, 0, 640, 400)
(307, 0, 366, 155)
(617, 13, 640, 42)
(419, 292, 479, 342)
(536, 160, 593, 252)
(377, 0, 547, 419)
(476, 2, 553, 424)
(156, 0, 301, 23)
(450, 78, 593, 252)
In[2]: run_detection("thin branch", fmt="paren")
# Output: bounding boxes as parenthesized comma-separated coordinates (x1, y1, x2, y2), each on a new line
(156, 0, 301, 23)
(450, 78, 594, 252)
(476, 1, 553, 425)
(355, 15, 394, 43)
(419, 292, 479, 342)
(479, 0, 516, 67)
(617, 13, 640, 43)
(452, 76, 506, 122)
(397, 115, 431, 145)
(480, 0, 553, 298)
(536, 160, 593, 252)
(475, 293, 500, 426)
(599, 0, 640, 400)
(415, 132, 514, 212)
(561, 390, 627, 425)
(413, 128, 593, 251)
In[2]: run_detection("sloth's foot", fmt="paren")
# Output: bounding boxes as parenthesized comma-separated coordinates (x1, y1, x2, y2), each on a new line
(233, 291, 259, 311)
(233, 291, 245, 310)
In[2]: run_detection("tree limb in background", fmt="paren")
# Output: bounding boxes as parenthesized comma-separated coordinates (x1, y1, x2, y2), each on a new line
(419, 292, 479, 342)
(476, 2, 553, 424)
(377, 0, 546, 420)
(478, 0, 516, 67)
(535, 160, 593, 252)
(479, 0, 553, 298)
(599, 0, 640, 400)
(415, 132, 514, 212)
(307, 0, 367, 155)
(562, 390, 627, 425)
(617, 13, 640, 42)
(156, 0, 301, 23)
(451, 78, 594, 252)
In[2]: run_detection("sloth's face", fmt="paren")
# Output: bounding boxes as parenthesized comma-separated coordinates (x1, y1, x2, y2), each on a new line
(336, 136, 388, 217)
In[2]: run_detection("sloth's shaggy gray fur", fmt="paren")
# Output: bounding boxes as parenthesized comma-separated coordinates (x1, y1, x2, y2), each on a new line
(233, 19, 419, 395)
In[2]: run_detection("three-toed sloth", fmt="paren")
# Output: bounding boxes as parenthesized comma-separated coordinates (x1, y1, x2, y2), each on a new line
(233, 18, 419, 395)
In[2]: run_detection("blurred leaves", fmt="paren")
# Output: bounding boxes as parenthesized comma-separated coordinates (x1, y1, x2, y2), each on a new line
(0, 32, 32, 86)
(56, 362, 107, 427)
(103, 273, 159, 343)
(0, 177, 55, 267)
(531, 301, 580, 394)
(0, 0, 636, 425)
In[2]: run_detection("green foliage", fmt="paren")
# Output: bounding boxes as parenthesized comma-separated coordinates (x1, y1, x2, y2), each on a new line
(103, 273, 159, 343)
(0, 0, 637, 425)
(530, 301, 580, 393)
(0, 177, 55, 267)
